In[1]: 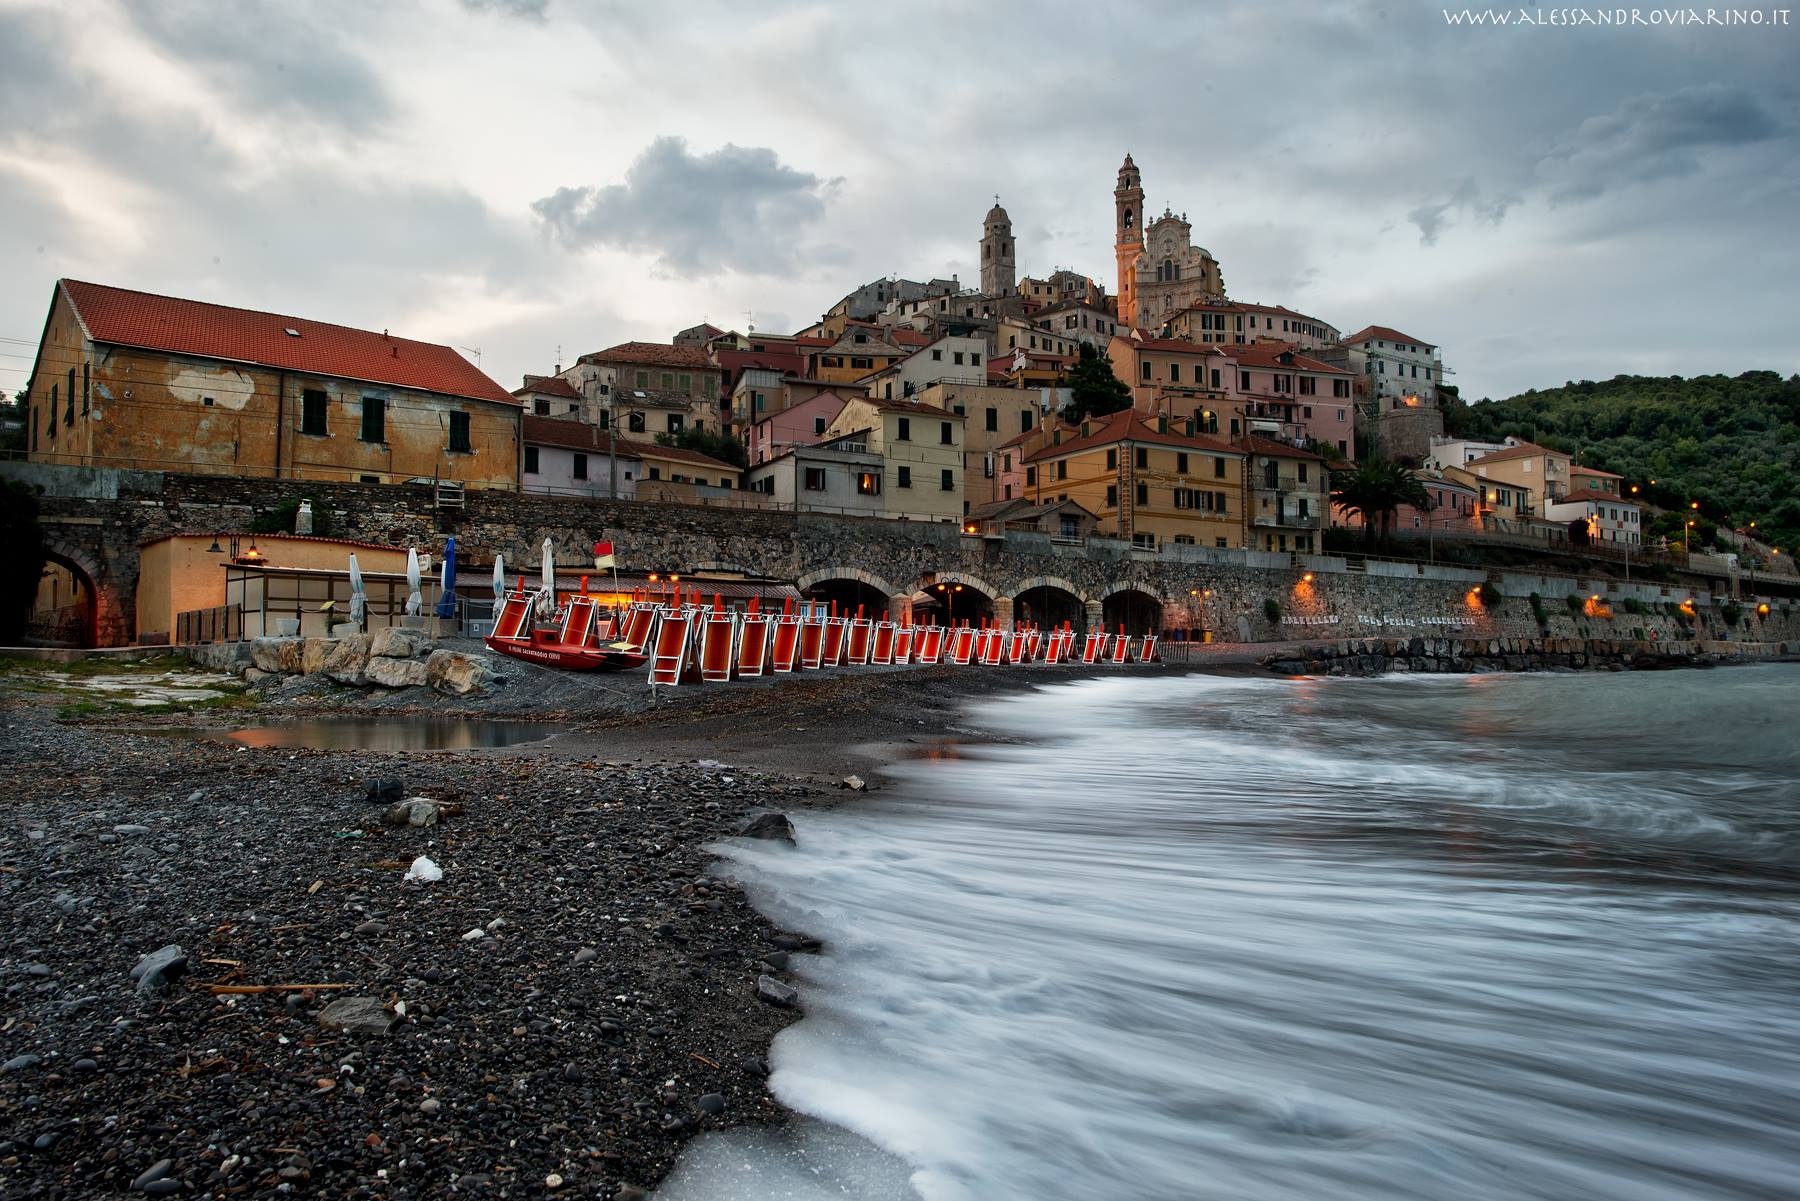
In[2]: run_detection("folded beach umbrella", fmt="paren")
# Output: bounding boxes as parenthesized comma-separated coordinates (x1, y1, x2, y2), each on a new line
(435, 537, 457, 619)
(405, 547, 423, 616)
(492, 553, 506, 599)
(348, 553, 367, 627)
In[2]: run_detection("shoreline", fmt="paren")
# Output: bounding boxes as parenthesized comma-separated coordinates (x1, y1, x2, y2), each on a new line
(6, 651, 1793, 1197)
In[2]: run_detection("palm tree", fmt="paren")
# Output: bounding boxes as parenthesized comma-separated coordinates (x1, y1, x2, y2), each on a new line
(1331, 458, 1433, 546)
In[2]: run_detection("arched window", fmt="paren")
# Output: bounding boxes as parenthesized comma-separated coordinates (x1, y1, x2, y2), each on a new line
(1172, 263, 1180, 281)
(1123, 209, 1134, 230)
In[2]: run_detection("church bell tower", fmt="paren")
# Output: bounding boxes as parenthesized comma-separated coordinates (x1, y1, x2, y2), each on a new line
(1114, 153, 1144, 329)
(980, 200, 1016, 297)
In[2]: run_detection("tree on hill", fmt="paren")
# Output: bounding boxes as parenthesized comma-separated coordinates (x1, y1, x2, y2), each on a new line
(1445, 371, 1800, 550)
(1331, 458, 1432, 545)
(1058, 344, 1133, 423)
(654, 425, 747, 469)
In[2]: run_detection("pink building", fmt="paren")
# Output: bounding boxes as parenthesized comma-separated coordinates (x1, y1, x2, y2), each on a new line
(745, 390, 849, 466)
(1334, 469, 1479, 534)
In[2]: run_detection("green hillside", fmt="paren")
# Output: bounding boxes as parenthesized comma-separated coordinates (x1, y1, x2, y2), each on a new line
(1442, 371, 1800, 551)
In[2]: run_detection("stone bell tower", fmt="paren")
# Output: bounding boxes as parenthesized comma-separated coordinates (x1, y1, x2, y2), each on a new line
(980, 200, 1016, 297)
(1114, 153, 1144, 329)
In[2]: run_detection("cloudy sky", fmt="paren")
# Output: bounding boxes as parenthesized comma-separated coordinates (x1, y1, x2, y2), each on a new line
(2, 0, 1796, 402)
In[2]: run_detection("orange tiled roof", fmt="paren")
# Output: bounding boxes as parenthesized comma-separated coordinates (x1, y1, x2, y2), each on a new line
(515, 375, 582, 401)
(60, 279, 516, 405)
(1234, 434, 1325, 462)
(1024, 410, 1241, 463)
(1468, 441, 1565, 467)
(578, 341, 716, 371)
(520, 415, 739, 471)
(1342, 325, 1434, 349)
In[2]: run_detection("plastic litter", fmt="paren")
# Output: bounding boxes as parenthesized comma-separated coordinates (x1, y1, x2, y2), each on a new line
(405, 855, 443, 883)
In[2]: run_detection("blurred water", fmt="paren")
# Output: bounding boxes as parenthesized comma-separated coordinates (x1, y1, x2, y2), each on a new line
(661, 665, 1800, 1201)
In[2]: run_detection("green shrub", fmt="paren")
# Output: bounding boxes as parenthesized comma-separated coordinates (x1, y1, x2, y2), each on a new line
(1565, 594, 1584, 613)
(1263, 598, 1282, 625)
(1478, 583, 1501, 608)
(1529, 591, 1546, 623)
(1622, 597, 1647, 616)
(1720, 602, 1743, 627)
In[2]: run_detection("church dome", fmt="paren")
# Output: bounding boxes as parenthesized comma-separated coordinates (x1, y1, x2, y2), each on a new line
(986, 203, 1010, 223)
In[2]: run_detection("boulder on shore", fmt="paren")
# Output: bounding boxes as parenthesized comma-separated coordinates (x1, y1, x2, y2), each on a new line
(426, 649, 498, 696)
(366, 656, 429, 688)
(322, 634, 373, 686)
(369, 627, 434, 660)
(250, 637, 304, 675)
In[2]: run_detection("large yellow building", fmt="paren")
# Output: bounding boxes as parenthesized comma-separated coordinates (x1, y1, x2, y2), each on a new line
(1020, 411, 1247, 550)
(822, 396, 966, 523)
(24, 280, 521, 488)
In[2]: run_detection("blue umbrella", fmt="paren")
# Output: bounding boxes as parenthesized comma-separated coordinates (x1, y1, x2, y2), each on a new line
(436, 537, 458, 618)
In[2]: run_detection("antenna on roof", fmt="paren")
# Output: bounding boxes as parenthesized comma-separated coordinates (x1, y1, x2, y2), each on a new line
(460, 346, 482, 366)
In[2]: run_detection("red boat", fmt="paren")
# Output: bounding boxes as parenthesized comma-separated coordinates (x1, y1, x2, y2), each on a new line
(483, 591, 650, 672)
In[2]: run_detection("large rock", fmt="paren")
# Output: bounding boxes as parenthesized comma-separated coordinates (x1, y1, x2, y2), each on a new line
(250, 637, 304, 674)
(317, 996, 394, 1036)
(301, 638, 335, 675)
(131, 944, 187, 1003)
(370, 627, 434, 660)
(366, 656, 429, 688)
(426, 649, 497, 697)
(323, 634, 372, 686)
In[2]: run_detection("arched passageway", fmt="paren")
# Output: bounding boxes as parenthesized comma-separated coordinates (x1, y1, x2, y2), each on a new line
(1102, 588, 1163, 636)
(30, 553, 98, 647)
(801, 576, 891, 618)
(915, 577, 996, 626)
(1015, 584, 1086, 632)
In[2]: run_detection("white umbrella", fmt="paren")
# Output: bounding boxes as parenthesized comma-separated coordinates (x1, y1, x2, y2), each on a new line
(405, 547, 423, 616)
(348, 554, 367, 627)
(492, 552, 506, 600)
(536, 537, 556, 619)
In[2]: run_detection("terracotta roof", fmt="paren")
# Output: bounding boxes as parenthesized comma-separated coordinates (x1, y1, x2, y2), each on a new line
(1468, 441, 1565, 467)
(520, 416, 737, 471)
(1224, 342, 1349, 375)
(515, 374, 582, 401)
(59, 279, 516, 405)
(1123, 336, 1222, 355)
(867, 397, 965, 417)
(578, 341, 716, 371)
(1546, 492, 1638, 509)
(1343, 325, 1434, 349)
(1234, 434, 1325, 462)
(715, 350, 804, 378)
(1024, 410, 1241, 463)
(1570, 466, 1623, 480)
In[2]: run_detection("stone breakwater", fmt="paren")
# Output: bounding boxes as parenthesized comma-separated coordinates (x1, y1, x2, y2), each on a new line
(189, 630, 499, 697)
(1260, 635, 1792, 677)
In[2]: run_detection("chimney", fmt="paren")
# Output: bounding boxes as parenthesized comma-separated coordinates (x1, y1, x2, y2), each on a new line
(554, 363, 562, 374)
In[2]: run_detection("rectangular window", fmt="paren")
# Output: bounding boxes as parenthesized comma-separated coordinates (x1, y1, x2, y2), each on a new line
(1141, 360, 1152, 381)
(953, 352, 964, 366)
(678, 373, 691, 394)
(1025, 465, 1037, 485)
(524, 446, 540, 474)
(941, 469, 954, 491)
(1135, 447, 1148, 469)
(667, 413, 684, 433)
(1211, 368, 1221, 388)
(1135, 483, 1148, 505)
(1177, 453, 1189, 474)
(940, 421, 953, 445)
(572, 452, 588, 480)
(661, 372, 673, 390)
(596, 410, 610, 430)
(897, 417, 911, 441)
(1240, 371, 1252, 390)
(361, 396, 385, 443)
(1106, 448, 1118, 470)
(1216, 537, 1229, 548)
(448, 411, 471, 452)
(1299, 498, 1310, 518)
(1105, 484, 1118, 507)
(1214, 457, 1226, 478)
(535, 398, 550, 416)
(971, 352, 982, 365)
(66, 368, 74, 424)
(1299, 377, 1316, 396)
(985, 407, 998, 432)
(1170, 363, 1181, 383)
(635, 370, 648, 388)
(1056, 461, 1067, 481)
(48, 387, 56, 438)
(301, 389, 328, 436)
(1298, 463, 1309, 483)
(1021, 409, 1034, 432)
(857, 471, 881, 495)
(1303, 406, 1313, 419)
(898, 465, 913, 488)
(628, 412, 645, 432)
(81, 363, 89, 417)
(814, 416, 828, 435)
(804, 467, 827, 492)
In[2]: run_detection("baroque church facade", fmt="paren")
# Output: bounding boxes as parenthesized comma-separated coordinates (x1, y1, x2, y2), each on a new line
(1113, 153, 1225, 330)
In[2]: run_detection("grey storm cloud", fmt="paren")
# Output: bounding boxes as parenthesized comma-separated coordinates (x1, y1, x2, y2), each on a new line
(459, 0, 550, 19)
(531, 137, 837, 277)
(1408, 178, 1520, 246)
(118, 0, 392, 131)
(1535, 83, 1786, 202)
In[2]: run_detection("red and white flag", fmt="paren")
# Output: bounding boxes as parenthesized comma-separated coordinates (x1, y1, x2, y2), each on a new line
(594, 540, 616, 569)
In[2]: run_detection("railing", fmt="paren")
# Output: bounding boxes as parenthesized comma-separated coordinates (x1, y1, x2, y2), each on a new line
(176, 604, 244, 645)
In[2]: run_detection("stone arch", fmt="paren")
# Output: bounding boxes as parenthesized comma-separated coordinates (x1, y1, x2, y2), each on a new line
(795, 566, 902, 600)
(35, 536, 112, 648)
(919, 569, 1005, 601)
(1101, 584, 1166, 636)
(914, 569, 1001, 626)
(1010, 574, 1091, 604)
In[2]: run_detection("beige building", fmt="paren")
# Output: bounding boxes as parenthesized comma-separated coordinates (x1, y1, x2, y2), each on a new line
(1466, 439, 1573, 514)
(912, 380, 1054, 511)
(1019, 411, 1247, 551)
(24, 280, 521, 489)
(822, 396, 966, 522)
(561, 342, 723, 436)
(1238, 435, 1328, 553)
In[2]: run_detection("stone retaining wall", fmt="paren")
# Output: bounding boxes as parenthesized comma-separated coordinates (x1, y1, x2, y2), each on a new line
(1260, 636, 1793, 677)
